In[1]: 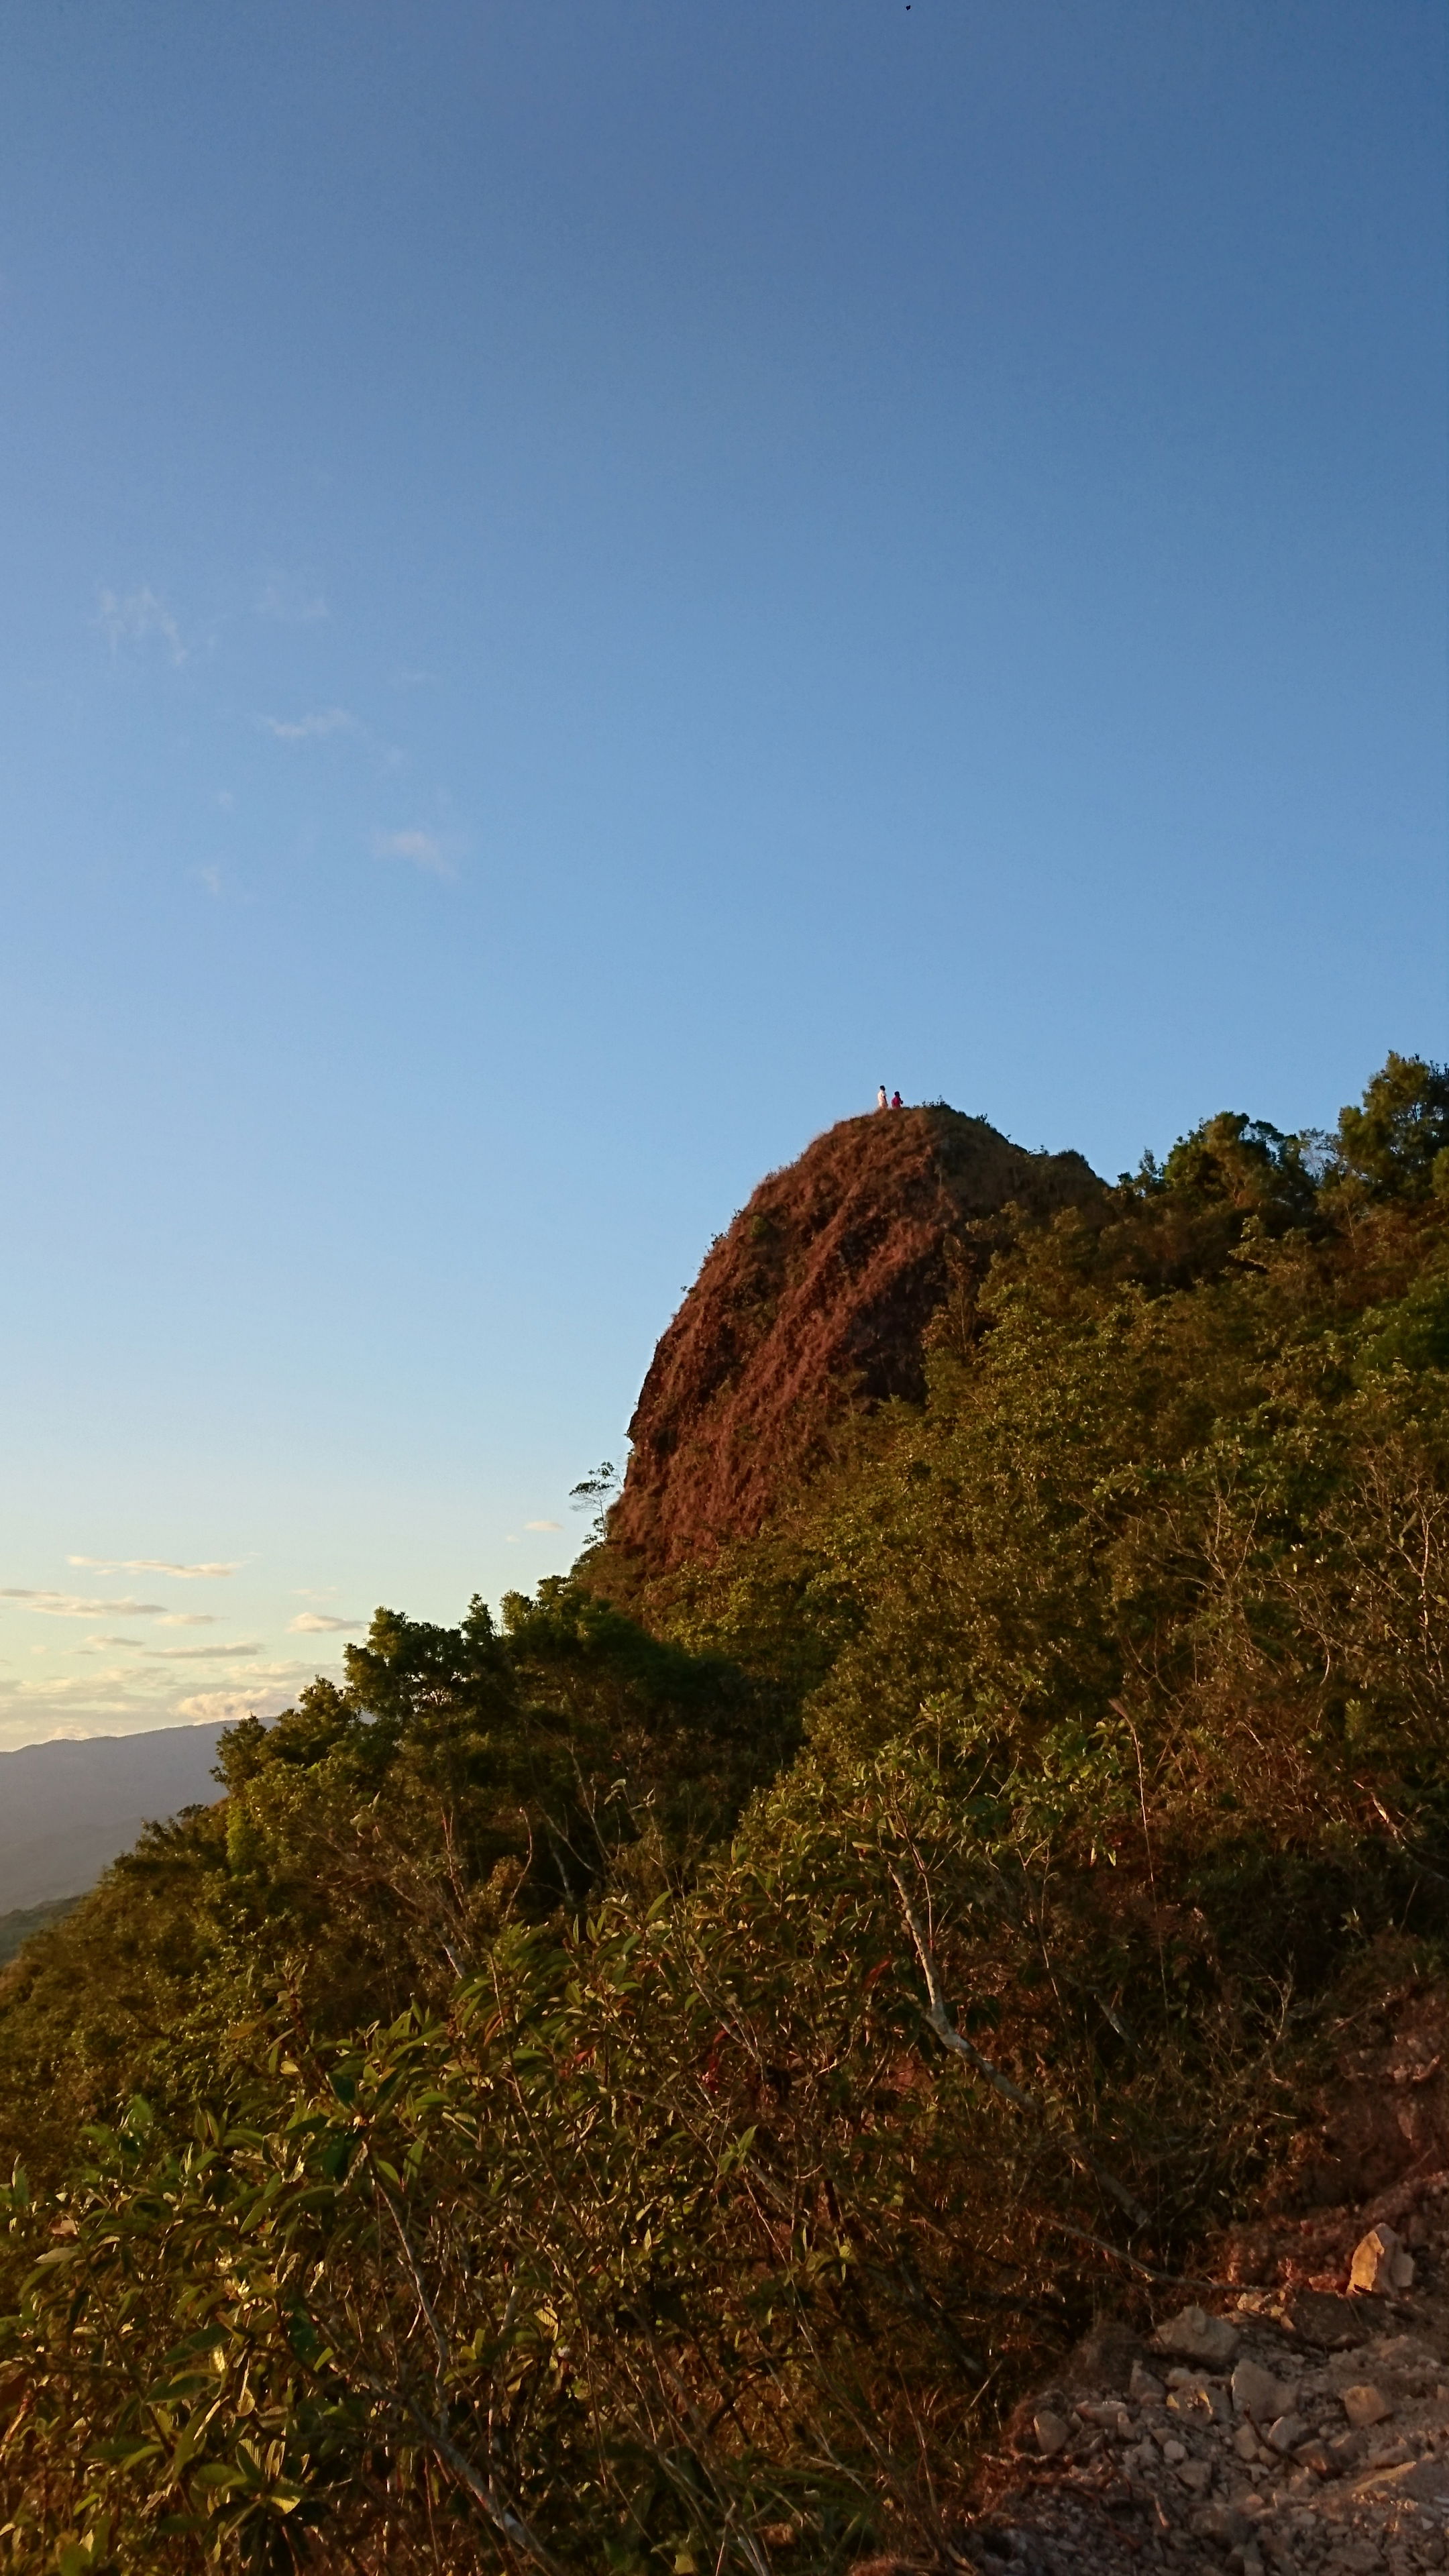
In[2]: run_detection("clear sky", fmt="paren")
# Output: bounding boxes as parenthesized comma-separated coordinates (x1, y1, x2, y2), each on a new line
(0, 0, 1443, 1749)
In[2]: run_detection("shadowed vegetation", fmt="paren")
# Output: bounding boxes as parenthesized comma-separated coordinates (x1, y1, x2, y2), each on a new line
(3, 1054, 1448, 2574)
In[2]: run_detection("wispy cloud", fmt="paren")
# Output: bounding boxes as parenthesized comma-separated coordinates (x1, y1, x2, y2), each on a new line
(255, 572, 328, 625)
(1, 1590, 168, 1619)
(235, 1661, 327, 1681)
(525, 1519, 563, 1533)
(83, 1637, 262, 1662)
(372, 827, 455, 879)
(286, 1612, 360, 1635)
(68, 1556, 239, 1579)
(95, 585, 186, 664)
(0, 1595, 226, 1635)
(259, 707, 357, 743)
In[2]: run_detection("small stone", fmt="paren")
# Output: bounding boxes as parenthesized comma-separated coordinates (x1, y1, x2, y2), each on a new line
(1200, 2503, 1254, 2547)
(1352, 2228, 1411, 2296)
(1132, 2361, 1167, 2404)
(1293, 2439, 1332, 2476)
(1236, 2361, 1291, 2424)
(1178, 2459, 1214, 2493)
(1267, 2414, 1311, 2454)
(1342, 2385, 1394, 2429)
(1034, 2408, 1070, 2455)
(1158, 2304, 1240, 2367)
(1077, 2400, 1132, 2434)
(1163, 2436, 1187, 2463)
(1236, 2424, 1263, 2460)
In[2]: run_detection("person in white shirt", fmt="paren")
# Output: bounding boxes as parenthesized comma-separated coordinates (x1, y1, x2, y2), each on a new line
(877, 1084, 889, 1111)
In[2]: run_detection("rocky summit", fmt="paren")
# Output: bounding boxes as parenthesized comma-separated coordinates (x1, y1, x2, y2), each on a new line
(612, 1102, 1102, 1570)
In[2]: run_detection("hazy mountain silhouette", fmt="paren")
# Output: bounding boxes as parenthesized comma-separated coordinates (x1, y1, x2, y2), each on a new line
(0, 1724, 228, 1910)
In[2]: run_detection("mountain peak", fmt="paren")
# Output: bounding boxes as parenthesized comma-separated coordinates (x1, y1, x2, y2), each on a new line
(612, 1104, 1103, 1572)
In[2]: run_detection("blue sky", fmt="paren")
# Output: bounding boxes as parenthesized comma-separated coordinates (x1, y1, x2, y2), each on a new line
(0, 0, 1443, 1746)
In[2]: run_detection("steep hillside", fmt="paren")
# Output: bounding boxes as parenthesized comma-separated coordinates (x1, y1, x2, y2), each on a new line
(3, 1055, 1448, 2576)
(613, 1104, 1102, 1570)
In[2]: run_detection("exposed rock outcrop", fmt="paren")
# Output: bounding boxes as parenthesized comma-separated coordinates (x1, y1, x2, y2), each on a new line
(612, 1104, 1104, 1573)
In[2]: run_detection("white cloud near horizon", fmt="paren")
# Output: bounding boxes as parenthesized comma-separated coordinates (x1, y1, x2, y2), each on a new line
(286, 1612, 360, 1634)
(525, 1519, 563, 1532)
(0, 1668, 137, 1701)
(372, 827, 453, 879)
(95, 585, 186, 663)
(260, 707, 357, 743)
(176, 1686, 292, 1727)
(68, 1556, 239, 1578)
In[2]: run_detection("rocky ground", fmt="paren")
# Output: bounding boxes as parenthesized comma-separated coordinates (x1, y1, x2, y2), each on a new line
(955, 2188, 1449, 2576)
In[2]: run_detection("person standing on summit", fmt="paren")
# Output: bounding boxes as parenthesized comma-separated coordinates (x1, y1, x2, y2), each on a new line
(877, 1084, 889, 1111)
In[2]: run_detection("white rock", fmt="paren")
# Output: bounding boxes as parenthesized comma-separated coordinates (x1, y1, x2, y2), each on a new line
(1034, 2408, 1070, 2455)
(1341, 2383, 1393, 2429)
(1076, 2400, 1130, 2433)
(1234, 2359, 1289, 2424)
(1156, 2303, 1240, 2367)
(1350, 2224, 1414, 2295)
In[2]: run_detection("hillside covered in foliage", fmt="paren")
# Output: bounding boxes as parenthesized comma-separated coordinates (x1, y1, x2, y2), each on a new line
(3, 1054, 1449, 2576)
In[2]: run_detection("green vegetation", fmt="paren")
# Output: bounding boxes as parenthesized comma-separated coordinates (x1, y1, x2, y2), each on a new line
(0, 1901, 80, 1973)
(3, 1054, 1448, 2574)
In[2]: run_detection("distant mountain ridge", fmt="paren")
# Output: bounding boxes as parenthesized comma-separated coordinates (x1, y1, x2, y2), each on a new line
(612, 1103, 1104, 1572)
(0, 1723, 228, 1911)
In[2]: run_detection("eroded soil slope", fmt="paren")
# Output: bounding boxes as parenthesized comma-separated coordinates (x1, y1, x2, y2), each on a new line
(613, 1104, 1102, 1572)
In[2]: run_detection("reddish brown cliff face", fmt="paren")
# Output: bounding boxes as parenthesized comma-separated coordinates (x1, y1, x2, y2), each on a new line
(612, 1106, 1103, 1573)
